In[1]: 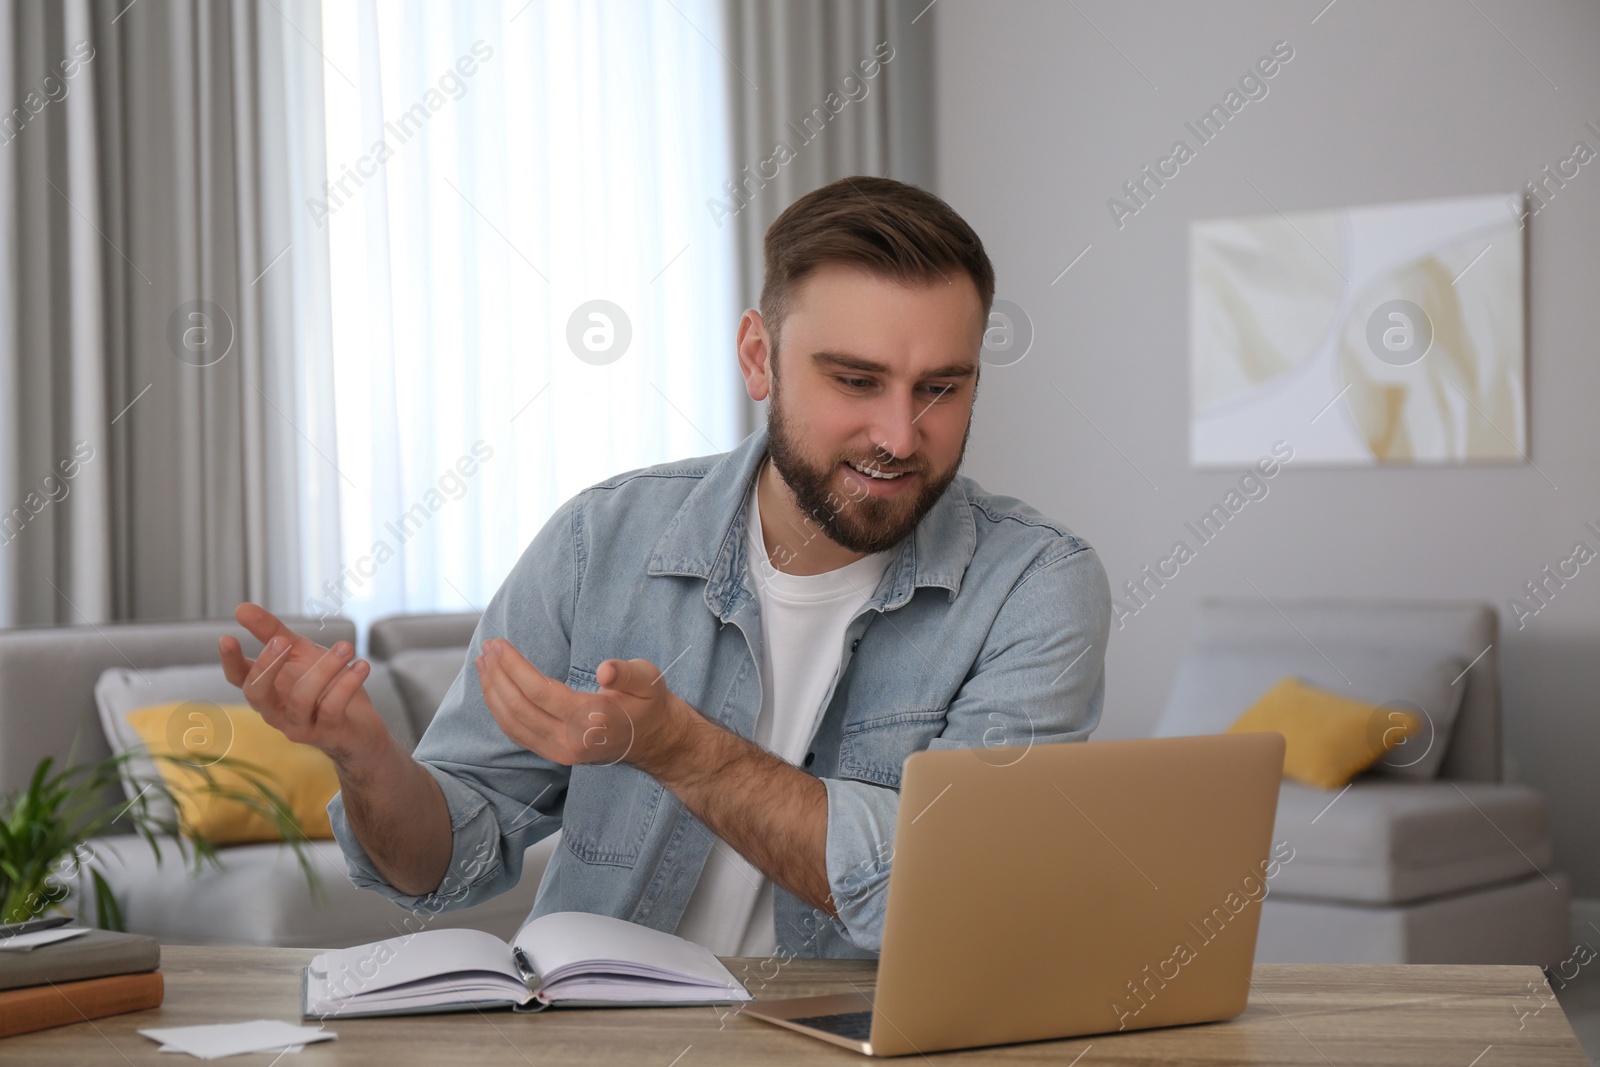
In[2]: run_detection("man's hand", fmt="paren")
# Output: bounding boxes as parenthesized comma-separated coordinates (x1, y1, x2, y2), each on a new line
(477, 638, 836, 915)
(219, 603, 393, 771)
(474, 639, 696, 774)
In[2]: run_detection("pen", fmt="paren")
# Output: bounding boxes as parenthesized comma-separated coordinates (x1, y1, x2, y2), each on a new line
(0, 915, 75, 938)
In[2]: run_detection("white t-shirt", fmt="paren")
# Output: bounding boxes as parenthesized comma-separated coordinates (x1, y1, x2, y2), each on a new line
(673, 471, 895, 955)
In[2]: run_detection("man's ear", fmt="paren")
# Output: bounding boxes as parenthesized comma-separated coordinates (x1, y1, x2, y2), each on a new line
(735, 310, 775, 402)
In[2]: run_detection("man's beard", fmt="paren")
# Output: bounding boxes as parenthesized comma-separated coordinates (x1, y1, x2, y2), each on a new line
(764, 376, 970, 555)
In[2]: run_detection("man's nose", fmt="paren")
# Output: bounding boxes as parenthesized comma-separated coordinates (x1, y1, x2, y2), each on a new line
(868, 394, 920, 463)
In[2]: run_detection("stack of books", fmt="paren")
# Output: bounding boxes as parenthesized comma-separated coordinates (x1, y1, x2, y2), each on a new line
(0, 922, 163, 1039)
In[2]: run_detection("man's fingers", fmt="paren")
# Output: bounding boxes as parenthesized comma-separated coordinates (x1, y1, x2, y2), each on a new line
(477, 652, 563, 733)
(234, 602, 292, 648)
(596, 657, 665, 699)
(480, 639, 588, 717)
(479, 663, 558, 753)
(218, 635, 252, 687)
(482, 688, 542, 752)
(287, 642, 358, 725)
(477, 652, 633, 764)
(242, 639, 294, 708)
(313, 656, 370, 728)
(234, 602, 323, 674)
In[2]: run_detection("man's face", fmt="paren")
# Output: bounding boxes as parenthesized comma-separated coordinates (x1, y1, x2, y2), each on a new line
(758, 262, 984, 555)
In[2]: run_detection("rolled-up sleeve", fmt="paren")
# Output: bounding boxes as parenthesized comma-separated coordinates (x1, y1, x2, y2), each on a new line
(821, 540, 1112, 951)
(327, 496, 585, 914)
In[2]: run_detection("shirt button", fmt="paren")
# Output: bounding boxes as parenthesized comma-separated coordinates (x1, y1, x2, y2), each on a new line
(851, 638, 860, 651)
(803, 751, 816, 767)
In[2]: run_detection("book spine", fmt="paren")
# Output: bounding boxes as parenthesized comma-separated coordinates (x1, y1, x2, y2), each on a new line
(0, 972, 164, 1038)
(0, 940, 162, 992)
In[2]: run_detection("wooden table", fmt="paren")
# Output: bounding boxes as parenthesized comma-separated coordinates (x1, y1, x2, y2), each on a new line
(6, 947, 1589, 1064)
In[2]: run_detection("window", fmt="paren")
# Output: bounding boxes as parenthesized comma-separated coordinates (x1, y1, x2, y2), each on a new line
(313, 0, 741, 640)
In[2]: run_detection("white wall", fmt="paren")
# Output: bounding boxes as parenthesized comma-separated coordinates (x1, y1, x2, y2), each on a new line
(931, 0, 1600, 895)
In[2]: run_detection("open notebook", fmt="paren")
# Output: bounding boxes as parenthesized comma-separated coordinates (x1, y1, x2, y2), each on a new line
(302, 911, 754, 1018)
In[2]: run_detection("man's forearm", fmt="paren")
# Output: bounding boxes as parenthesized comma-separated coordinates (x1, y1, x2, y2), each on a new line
(336, 739, 454, 898)
(642, 712, 837, 917)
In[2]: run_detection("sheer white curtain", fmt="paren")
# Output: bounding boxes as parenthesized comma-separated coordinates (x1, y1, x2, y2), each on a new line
(312, 0, 742, 645)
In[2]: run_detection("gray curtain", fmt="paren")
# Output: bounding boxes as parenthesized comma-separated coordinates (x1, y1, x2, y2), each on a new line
(720, 0, 937, 434)
(0, 0, 340, 628)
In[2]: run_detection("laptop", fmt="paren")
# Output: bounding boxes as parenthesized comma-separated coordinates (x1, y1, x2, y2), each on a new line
(743, 732, 1286, 1056)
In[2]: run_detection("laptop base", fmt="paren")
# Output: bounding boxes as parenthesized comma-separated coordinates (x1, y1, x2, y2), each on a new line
(743, 992, 877, 1055)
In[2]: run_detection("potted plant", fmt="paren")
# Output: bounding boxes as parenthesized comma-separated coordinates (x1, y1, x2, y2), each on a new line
(0, 748, 321, 930)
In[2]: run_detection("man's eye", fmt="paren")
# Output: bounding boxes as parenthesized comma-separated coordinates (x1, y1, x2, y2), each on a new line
(833, 377, 956, 397)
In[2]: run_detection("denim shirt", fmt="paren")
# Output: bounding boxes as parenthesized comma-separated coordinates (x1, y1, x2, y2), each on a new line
(327, 424, 1111, 959)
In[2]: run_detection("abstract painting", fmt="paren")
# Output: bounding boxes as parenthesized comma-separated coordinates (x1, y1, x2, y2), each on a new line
(1190, 193, 1525, 467)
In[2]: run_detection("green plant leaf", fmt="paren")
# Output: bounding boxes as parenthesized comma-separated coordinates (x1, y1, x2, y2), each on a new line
(1, 745, 322, 930)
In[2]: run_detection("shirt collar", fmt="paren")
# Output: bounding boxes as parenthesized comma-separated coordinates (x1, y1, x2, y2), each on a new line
(646, 424, 977, 620)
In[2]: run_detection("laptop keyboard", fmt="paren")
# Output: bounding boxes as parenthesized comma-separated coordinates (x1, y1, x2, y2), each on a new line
(791, 1010, 873, 1041)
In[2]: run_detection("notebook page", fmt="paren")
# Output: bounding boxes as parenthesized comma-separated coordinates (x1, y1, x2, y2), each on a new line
(540, 978, 751, 1003)
(513, 912, 742, 989)
(310, 928, 520, 995)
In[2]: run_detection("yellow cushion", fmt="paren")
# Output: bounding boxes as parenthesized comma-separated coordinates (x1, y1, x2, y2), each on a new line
(123, 702, 338, 843)
(1226, 676, 1422, 790)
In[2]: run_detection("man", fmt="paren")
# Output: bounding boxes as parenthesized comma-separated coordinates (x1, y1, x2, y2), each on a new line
(220, 175, 1111, 960)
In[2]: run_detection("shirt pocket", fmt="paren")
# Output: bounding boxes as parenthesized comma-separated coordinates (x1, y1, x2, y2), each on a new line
(836, 707, 949, 790)
(558, 665, 663, 868)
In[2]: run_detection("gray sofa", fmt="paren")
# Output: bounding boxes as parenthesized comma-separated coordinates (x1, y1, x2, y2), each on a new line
(0, 600, 1569, 963)
(1152, 598, 1569, 964)
(0, 613, 557, 948)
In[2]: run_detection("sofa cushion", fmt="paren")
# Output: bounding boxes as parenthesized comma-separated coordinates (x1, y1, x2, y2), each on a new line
(1228, 677, 1421, 790)
(386, 648, 471, 738)
(125, 702, 341, 842)
(96, 663, 416, 818)
(85, 833, 560, 948)
(1154, 645, 1466, 780)
(1266, 779, 1554, 904)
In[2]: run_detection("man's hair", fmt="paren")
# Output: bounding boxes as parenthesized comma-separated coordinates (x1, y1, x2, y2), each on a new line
(758, 175, 995, 359)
